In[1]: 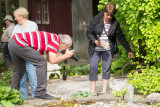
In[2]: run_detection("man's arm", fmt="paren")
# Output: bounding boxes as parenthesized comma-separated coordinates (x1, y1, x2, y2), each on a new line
(47, 49, 74, 64)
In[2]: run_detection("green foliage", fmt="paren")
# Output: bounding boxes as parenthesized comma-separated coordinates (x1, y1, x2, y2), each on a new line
(113, 89, 127, 97)
(0, 47, 3, 53)
(0, 47, 5, 68)
(128, 65, 160, 95)
(98, 0, 160, 63)
(156, 102, 160, 106)
(1, 100, 15, 107)
(70, 91, 96, 98)
(111, 53, 129, 73)
(60, 61, 107, 77)
(0, 70, 13, 85)
(0, 85, 25, 106)
(60, 64, 90, 76)
(111, 45, 136, 75)
(0, 58, 5, 67)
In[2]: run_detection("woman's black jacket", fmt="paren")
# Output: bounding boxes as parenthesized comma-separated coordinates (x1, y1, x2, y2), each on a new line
(86, 11, 132, 56)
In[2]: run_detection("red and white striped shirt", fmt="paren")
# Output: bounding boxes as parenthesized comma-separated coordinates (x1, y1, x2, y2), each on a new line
(13, 31, 60, 55)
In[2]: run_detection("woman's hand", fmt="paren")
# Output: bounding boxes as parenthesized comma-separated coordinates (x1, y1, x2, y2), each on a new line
(128, 52, 134, 58)
(94, 40, 100, 46)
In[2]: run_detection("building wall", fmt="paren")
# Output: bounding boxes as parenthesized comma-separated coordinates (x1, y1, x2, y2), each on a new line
(72, 0, 92, 59)
(19, 0, 28, 10)
(28, 0, 72, 37)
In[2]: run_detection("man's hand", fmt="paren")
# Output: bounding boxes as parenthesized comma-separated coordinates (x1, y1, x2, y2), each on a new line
(48, 49, 74, 64)
(65, 48, 75, 58)
(94, 40, 100, 46)
(128, 52, 134, 58)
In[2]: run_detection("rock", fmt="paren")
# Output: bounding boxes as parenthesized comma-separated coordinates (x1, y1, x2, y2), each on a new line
(109, 78, 129, 93)
(146, 93, 160, 104)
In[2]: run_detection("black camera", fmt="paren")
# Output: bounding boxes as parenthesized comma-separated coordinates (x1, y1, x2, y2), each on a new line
(68, 47, 80, 62)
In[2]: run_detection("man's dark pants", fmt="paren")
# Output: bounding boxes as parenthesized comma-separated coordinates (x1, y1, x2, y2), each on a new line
(8, 38, 47, 96)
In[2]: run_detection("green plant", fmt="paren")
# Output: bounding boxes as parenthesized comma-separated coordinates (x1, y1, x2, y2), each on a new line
(0, 85, 25, 107)
(60, 64, 90, 76)
(128, 65, 160, 95)
(156, 102, 160, 106)
(113, 89, 127, 97)
(70, 91, 96, 98)
(0, 58, 5, 65)
(0, 58, 5, 71)
(0, 70, 13, 85)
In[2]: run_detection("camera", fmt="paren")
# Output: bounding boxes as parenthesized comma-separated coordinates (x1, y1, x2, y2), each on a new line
(68, 47, 80, 62)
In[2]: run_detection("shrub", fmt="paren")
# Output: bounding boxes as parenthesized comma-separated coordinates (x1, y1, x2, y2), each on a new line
(128, 65, 160, 95)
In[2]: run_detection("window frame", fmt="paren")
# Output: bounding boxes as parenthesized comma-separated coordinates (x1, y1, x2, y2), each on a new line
(35, 0, 50, 25)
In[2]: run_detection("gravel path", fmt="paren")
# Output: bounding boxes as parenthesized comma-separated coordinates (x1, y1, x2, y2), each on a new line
(16, 75, 150, 107)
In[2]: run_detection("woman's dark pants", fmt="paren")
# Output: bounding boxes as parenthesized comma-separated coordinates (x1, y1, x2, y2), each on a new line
(89, 50, 112, 81)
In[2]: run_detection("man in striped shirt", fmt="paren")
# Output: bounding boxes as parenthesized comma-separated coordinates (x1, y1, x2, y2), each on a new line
(8, 31, 74, 99)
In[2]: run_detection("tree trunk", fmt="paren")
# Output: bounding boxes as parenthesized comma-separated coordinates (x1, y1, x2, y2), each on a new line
(5, 0, 10, 15)
(0, 0, 2, 41)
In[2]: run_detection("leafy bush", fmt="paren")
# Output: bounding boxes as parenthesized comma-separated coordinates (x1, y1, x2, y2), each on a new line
(0, 86, 25, 107)
(111, 45, 136, 76)
(98, 0, 160, 63)
(128, 65, 160, 95)
(60, 64, 90, 76)
(0, 70, 13, 85)
(60, 62, 105, 76)
(0, 58, 4, 65)
(0, 58, 5, 71)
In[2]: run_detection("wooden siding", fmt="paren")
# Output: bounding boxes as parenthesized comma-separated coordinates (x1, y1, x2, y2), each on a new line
(28, 0, 72, 37)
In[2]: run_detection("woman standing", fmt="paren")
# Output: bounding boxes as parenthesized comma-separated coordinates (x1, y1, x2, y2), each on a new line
(86, 3, 134, 94)
(11, 7, 38, 99)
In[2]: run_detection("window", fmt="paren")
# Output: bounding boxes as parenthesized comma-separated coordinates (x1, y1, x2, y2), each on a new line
(36, 0, 49, 24)
(36, 3, 41, 23)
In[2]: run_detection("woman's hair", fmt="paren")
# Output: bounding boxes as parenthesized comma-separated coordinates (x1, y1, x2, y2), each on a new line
(104, 3, 117, 15)
(59, 34, 72, 45)
(14, 7, 29, 19)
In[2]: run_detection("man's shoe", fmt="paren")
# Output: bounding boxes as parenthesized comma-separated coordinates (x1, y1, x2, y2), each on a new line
(35, 94, 55, 100)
